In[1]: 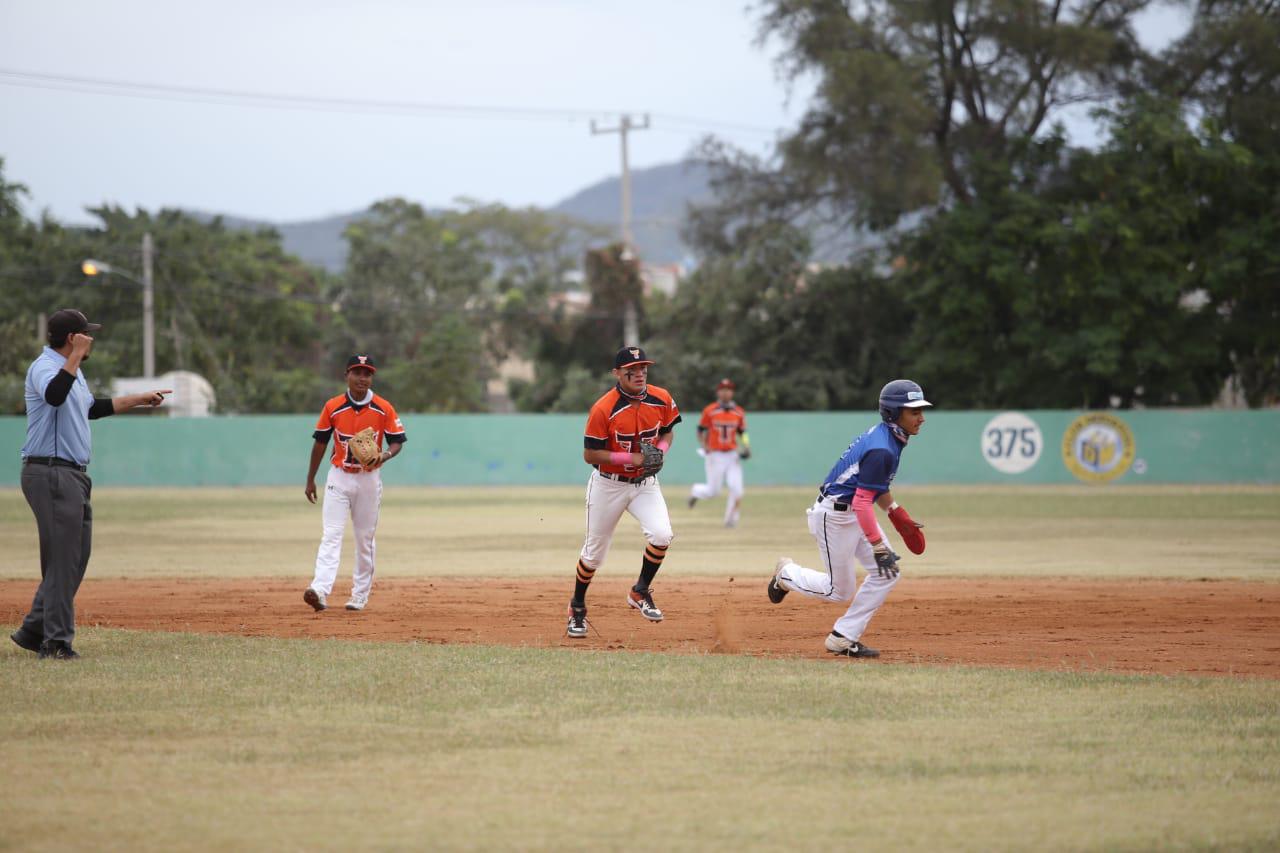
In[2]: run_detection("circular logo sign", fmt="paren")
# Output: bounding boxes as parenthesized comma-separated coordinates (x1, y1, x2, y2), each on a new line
(981, 412, 1043, 474)
(1061, 413, 1136, 483)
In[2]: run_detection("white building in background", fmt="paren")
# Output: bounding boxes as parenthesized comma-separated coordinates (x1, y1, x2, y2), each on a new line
(111, 370, 216, 417)
(640, 262, 682, 296)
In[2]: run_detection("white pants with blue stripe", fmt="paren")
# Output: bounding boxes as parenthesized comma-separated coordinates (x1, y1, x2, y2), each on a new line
(775, 499, 899, 641)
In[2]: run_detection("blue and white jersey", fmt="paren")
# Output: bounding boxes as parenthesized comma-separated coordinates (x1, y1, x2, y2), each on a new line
(818, 421, 904, 502)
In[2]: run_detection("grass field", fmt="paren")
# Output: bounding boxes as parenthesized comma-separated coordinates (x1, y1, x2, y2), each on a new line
(3, 631, 1279, 851)
(1, 484, 1278, 581)
(2, 484, 1279, 850)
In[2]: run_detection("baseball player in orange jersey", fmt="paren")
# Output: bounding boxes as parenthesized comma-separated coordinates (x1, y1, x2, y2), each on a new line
(303, 355, 406, 612)
(566, 346, 682, 638)
(688, 377, 750, 527)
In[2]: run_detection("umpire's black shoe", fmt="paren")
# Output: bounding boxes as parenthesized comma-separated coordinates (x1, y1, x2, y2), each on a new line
(825, 631, 879, 658)
(10, 629, 42, 653)
(38, 640, 80, 660)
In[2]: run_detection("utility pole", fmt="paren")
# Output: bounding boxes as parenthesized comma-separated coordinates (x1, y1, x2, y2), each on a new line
(142, 231, 155, 378)
(590, 113, 649, 346)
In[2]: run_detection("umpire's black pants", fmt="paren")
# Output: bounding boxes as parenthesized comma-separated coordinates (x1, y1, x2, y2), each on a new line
(20, 463, 93, 646)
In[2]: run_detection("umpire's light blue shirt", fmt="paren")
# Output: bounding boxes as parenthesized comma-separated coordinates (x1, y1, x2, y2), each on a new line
(21, 347, 94, 466)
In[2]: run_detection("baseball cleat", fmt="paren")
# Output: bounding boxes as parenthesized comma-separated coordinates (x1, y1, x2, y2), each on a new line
(627, 587, 664, 622)
(566, 603, 589, 639)
(344, 596, 368, 611)
(10, 629, 42, 653)
(303, 587, 327, 612)
(824, 631, 880, 658)
(768, 558, 793, 604)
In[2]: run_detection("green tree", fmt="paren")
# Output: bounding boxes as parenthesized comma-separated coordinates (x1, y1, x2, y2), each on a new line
(0, 187, 334, 414)
(441, 200, 608, 362)
(508, 243, 641, 413)
(693, 0, 1153, 239)
(649, 222, 912, 410)
(339, 199, 492, 412)
(80, 207, 334, 412)
(900, 99, 1238, 408)
(1157, 0, 1280, 405)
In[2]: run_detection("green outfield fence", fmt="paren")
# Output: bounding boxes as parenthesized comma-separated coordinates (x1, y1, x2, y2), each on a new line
(2, 410, 1278, 487)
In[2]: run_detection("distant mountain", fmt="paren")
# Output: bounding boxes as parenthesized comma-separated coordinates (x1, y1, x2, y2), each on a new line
(549, 160, 714, 266)
(188, 209, 365, 272)
(191, 159, 714, 272)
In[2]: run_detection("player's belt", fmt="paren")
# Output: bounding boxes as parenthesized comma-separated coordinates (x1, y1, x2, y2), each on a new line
(24, 456, 87, 472)
(597, 470, 653, 484)
(816, 494, 850, 511)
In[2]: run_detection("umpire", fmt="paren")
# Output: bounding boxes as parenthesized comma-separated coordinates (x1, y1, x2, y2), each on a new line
(10, 309, 169, 660)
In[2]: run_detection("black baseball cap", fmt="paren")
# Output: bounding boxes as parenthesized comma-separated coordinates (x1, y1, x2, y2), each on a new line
(47, 309, 101, 344)
(614, 346, 655, 369)
(346, 354, 377, 373)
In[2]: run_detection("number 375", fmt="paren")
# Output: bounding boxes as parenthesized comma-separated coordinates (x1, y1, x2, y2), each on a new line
(985, 427, 1038, 459)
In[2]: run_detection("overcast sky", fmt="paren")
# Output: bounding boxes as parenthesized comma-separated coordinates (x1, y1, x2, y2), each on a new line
(0, 1, 1188, 225)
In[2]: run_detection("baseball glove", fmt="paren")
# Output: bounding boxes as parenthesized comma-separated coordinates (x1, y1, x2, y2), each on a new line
(638, 440, 665, 477)
(888, 505, 926, 555)
(347, 427, 381, 468)
(738, 446, 751, 460)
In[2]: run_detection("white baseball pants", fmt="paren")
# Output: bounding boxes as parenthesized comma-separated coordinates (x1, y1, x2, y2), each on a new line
(580, 470, 674, 569)
(775, 499, 899, 641)
(690, 450, 744, 524)
(310, 466, 382, 599)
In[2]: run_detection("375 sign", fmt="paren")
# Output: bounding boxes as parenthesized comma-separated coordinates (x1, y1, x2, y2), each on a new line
(980, 412, 1043, 474)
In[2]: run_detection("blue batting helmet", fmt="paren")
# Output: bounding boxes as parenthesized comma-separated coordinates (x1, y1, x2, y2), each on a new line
(879, 379, 933, 422)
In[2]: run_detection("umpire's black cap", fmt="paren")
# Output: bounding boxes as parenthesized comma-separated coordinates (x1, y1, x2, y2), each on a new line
(614, 346, 654, 369)
(47, 309, 102, 346)
(346, 354, 377, 373)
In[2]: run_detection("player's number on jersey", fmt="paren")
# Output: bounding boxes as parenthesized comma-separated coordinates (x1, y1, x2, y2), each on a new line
(985, 427, 1038, 459)
(716, 424, 736, 443)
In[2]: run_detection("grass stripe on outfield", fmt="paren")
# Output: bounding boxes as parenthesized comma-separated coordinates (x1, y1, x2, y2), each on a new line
(2, 629, 1278, 851)
(1, 485, 1278, 581)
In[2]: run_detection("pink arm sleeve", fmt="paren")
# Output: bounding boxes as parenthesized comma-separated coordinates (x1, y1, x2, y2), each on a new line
(852, 488, 882, 543)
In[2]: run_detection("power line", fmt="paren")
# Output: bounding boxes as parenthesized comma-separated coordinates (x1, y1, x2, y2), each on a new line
(0, 68, 779, 137)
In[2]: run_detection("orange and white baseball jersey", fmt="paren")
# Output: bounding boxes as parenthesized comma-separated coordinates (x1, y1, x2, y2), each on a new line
(314, 392, 407, 471)
(584, 384, 681, 476)
(699, 402, 747, 452)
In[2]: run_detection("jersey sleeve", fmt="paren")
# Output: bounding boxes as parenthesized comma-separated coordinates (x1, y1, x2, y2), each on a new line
(584, 405, 609, 450)
(854, 448, 895, 494)
(313, 400, 335, 442)
(697, 405, 712, 433)
(382, 400, 407, 444)
(658, 395, 682, 435)
(29, 359, 61, 402)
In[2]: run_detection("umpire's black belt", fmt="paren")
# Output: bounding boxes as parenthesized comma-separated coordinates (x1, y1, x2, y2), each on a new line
(24, 456, 88, 472)
(597, 470, 654, 485)
(817, 493, 850, 512)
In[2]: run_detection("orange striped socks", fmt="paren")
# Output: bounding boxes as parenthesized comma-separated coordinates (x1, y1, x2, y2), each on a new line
(637, 543, 667, 591)
(573, 558, 596, 605)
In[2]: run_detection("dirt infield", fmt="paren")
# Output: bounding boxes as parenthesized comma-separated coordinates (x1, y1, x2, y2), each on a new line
(3, 576, 1277, 677)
